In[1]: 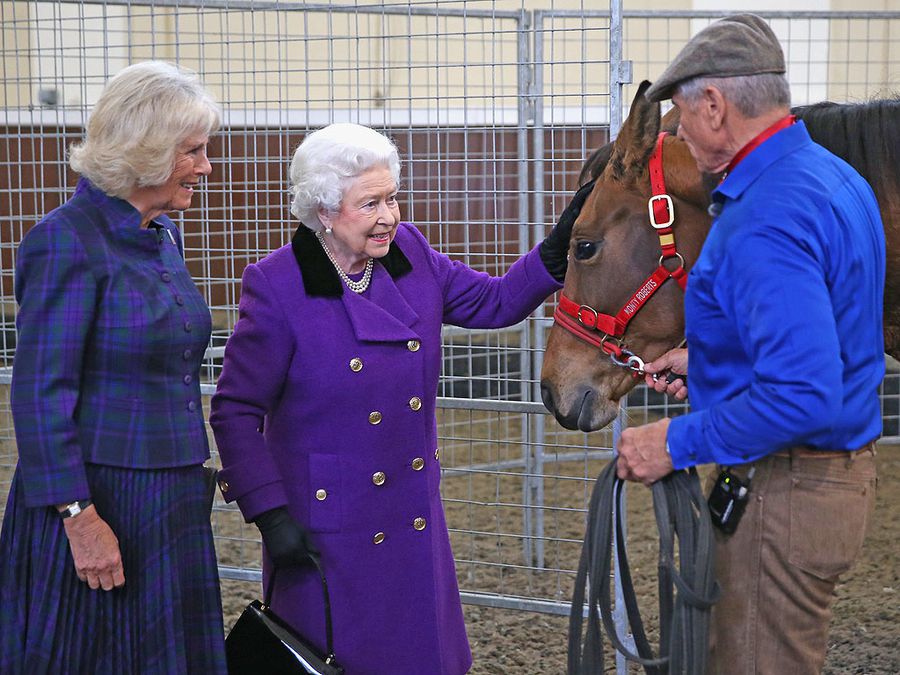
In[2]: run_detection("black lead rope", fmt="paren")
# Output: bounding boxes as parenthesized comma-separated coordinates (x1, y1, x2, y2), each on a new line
(568, 460, 719, 675)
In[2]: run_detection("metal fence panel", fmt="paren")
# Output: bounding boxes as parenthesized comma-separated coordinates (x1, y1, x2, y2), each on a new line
(1, 4, 898, 673)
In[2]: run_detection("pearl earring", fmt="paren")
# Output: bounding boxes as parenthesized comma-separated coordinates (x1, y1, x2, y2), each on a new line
(325, 226, 333, 235)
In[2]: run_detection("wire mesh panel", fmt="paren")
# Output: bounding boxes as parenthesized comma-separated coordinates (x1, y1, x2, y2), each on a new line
(1, 4, 899, 674)
(620, 10, 900, 109)
(0, 4, 606, 671)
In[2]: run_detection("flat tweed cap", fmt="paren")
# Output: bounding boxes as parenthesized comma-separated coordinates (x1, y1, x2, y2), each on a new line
(645, 13, 785, 102)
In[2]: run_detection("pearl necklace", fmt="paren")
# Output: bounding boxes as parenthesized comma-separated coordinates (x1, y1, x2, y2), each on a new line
(315, 231, 373, 294)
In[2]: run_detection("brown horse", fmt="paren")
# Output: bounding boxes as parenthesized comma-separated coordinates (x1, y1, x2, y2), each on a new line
(541, 81, 900, 432)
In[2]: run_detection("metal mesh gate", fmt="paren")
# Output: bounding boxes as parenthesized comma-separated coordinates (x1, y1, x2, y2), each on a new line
(1, 3, 898, 672)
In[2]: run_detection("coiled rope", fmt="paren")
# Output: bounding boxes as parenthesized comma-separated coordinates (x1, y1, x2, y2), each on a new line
(568, 461, 719, 674)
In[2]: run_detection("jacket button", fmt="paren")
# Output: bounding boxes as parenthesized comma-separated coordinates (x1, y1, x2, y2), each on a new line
(411, 457, 424, 471)
(349, 357, 363, 372)
(407, 339, 420, 352)
(373, 531, 385, 545)
(408, 396, 422, 411)
(315, 489, 327, 501)
(369, 411, 382, 425)
(218, 480, 230, 493)
(175, 295, 185, 306)
(413, 517, 426, 531)
(372, 471, 386, 486)
(184, 321, 192, 332)
(183, 374, 192, 385)
(161, 272, 172, 282)
(187, 400, 197, 412)
(182, 349, 192, 360)
(434, 448, 440, 460)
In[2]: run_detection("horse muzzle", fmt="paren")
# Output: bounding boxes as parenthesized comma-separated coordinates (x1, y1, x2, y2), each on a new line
(540, 380, 619, 432)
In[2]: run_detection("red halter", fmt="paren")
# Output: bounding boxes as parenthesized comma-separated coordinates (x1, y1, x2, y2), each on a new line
(553, 132, 687, 371)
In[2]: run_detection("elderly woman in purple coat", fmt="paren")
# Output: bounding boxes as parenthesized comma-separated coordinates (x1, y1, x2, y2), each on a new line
(210, 123, 590, 674)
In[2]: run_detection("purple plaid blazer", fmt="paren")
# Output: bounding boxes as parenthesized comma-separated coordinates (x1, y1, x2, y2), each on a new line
(11, 178, 213, 508)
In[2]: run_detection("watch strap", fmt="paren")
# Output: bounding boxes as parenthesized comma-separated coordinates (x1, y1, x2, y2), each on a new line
(60, 499, 92, 519)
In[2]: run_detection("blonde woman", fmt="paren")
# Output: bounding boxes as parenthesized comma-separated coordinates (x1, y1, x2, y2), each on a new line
(0, 61, 226, 673)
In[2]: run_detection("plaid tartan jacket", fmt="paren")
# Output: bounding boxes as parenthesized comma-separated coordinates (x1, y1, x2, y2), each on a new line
(11, 178, 213, 508)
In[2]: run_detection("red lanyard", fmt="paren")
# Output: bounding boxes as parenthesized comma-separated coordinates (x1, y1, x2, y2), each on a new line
(724, 114, 796, 176)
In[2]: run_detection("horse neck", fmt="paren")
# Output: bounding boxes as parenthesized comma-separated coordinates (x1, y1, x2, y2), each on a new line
(797, 99, 900, 200)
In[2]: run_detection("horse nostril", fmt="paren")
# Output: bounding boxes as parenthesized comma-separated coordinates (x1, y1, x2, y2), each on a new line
(540, 382, 555, 413)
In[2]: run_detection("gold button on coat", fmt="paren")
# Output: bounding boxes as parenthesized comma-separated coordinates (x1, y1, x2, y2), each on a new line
(434, 448, 440, 460)
(315, 489, 327, 501)
(408, 397, 422, 411)
(349, 357, 363, 372)
(369, 411, 382, 425)
(218, 480, 230, 493)
(413, 517, 426, 531)
(373, 532, 385, 545)
(412, 457, 425, 471)
(372, 471, 386, 486)
(407, 339, 420, 352)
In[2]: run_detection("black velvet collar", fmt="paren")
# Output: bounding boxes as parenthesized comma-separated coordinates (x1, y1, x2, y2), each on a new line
(290, 225, 413, 297)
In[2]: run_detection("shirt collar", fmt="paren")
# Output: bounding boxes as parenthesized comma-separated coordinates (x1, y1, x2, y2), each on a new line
(75, 177, 176, 253)
(76, 177, 145, 230)
(713, 120, 812, 204)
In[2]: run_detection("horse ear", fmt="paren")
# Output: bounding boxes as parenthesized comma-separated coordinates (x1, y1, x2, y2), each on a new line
(604, 80, 661, 181)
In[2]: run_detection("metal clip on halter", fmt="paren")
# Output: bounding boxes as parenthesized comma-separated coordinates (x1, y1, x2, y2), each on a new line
(610, 348, 647, 376)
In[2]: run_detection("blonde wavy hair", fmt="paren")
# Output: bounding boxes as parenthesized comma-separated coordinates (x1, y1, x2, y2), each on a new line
(69, 61, 221, 199)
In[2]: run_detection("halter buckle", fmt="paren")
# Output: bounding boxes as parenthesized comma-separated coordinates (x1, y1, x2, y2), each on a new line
(577, 304, 599, 328)
(648, 194, 675, 229)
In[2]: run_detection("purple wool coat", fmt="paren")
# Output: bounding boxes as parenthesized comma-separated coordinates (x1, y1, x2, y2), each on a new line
(210, 223, 561, 674)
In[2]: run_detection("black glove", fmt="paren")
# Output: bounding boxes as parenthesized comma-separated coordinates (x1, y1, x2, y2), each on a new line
(539, 178, 596, 282)
(254, 507, 319, 569)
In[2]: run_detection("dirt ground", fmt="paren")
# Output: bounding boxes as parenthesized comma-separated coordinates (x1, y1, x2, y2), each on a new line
(216, 444, 900, 674)
(0, 391, 896, 673)
(460, 446, 900, 674)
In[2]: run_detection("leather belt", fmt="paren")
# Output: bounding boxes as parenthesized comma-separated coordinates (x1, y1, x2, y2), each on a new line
(773, 441, 876, 459)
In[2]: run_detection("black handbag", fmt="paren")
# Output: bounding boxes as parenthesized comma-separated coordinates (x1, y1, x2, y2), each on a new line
(226, 556, 343, 675)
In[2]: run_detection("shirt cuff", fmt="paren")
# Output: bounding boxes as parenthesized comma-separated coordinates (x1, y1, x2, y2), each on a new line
(665, 414, 703, 469)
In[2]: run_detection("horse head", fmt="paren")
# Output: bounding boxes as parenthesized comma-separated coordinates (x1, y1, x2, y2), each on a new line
(540, 81, 713, 431)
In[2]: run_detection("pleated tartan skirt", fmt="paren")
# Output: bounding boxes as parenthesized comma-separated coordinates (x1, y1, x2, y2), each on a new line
(0, 463, 227, 675)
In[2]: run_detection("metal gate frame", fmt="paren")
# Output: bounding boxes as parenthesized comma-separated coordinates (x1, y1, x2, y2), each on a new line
(2, 5, 899, 673)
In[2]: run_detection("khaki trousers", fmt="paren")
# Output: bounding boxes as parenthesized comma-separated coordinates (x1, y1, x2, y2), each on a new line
(707, 445, 877, 675)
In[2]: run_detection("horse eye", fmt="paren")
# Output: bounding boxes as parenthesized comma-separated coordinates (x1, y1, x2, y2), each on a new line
(574, 240, 599, 260)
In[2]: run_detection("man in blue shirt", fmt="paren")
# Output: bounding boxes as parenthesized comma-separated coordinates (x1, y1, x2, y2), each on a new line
(616, 14, 884, 674)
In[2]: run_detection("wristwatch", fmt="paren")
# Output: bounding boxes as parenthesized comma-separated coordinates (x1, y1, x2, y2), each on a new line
(59, 499, 92, 519)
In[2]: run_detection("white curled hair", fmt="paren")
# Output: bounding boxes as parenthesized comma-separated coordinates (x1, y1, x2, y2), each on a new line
(69, 60, 221, 199)
(289, 123, 401, 232)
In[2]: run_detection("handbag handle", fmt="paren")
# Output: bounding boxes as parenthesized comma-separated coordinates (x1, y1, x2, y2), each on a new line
(264, 555, 337, 662)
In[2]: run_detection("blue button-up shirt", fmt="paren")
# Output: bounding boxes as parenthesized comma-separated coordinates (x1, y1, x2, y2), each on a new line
(666, 121, 885, 467)
(11, 178, 213, 507)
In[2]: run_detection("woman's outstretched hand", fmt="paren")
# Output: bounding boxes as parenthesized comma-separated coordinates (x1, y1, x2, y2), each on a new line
(539, 179, 596, 282)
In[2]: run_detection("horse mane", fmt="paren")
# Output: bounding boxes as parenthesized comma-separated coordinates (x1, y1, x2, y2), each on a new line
(794, 97, 900, 196)
(578, 143, 613, 185)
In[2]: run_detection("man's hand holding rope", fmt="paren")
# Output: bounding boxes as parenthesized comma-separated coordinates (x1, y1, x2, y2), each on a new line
(617, 417, 674, 485)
